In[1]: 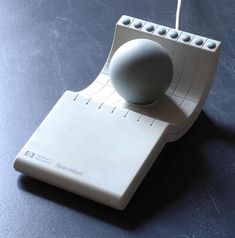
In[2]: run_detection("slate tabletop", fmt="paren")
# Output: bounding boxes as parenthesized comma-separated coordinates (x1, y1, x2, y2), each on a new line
(1, 0, 235, 237)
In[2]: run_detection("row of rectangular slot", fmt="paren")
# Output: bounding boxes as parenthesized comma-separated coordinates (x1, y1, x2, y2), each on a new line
(80, 71, 199, 119)
(73, 94, 165, 127)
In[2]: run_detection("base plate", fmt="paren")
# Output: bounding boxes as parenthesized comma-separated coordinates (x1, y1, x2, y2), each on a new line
(15, 91, 168, 209)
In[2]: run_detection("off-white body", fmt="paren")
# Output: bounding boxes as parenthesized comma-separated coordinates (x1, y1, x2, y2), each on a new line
(14, 15, 221, 210)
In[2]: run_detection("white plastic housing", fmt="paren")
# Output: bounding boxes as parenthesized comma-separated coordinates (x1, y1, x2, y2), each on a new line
(14, 15, 221, 210)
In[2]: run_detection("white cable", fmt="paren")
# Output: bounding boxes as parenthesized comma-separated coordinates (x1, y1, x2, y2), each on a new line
(175, 0, 182, 30)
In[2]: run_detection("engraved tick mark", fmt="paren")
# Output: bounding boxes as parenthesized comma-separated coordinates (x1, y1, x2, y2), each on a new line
(124, 111, 129, 118)
(74, 94, 79, 101)
(111, 106, 116, 113)
(137, 115, 142, 122)
(150, 119, 156, 126)
(86, 98, 92, 105)
(98, 103, 104, 109)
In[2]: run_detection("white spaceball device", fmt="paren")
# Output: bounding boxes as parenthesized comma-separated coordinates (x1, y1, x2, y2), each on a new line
(14, 15, 221, 210)
(110, 39, 173, 104)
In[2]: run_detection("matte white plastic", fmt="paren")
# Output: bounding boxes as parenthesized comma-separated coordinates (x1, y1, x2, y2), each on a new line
(14, 15, 221, 210)
(109, 39, 173, 104)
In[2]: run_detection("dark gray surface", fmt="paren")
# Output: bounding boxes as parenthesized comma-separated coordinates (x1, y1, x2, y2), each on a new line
(0, 0, 235, 237)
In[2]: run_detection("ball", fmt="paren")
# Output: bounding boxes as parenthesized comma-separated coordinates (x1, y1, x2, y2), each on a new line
(109, 39, 173, 105)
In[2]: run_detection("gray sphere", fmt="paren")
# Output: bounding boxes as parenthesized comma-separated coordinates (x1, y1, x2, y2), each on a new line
(109, 39, 173, 105)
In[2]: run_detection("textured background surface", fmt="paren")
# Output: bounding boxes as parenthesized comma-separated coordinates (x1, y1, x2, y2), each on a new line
(1, 0, 235, 237)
